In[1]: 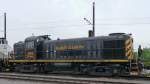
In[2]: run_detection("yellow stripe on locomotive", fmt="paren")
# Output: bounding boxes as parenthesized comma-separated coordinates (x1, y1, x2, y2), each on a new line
(9, 59, 129, 63)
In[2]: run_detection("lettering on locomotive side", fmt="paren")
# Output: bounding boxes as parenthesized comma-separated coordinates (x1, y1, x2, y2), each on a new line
(56, 45, 84, 50)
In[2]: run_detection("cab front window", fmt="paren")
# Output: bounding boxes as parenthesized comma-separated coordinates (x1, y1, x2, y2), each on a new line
(25, 41, 34, 49)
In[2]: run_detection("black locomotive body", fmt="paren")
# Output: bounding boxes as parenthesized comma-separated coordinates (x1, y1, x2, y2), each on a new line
(43, 33, 128, 61)
(9, 33, 138, 76)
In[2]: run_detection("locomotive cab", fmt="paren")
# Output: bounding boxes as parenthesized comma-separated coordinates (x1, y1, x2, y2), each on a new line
(24, 35, 50, 60)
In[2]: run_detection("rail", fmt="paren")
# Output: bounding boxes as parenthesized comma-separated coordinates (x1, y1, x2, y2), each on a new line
(0, 73, 149, 84)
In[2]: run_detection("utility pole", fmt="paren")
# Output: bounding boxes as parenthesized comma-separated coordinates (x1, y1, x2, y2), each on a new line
(84, 2, 95, 37)
(92, 2, 95, 37)
(4, 12, 6, 39)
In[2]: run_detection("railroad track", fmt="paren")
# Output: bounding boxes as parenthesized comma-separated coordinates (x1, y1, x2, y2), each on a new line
(0, 73, 149, 84)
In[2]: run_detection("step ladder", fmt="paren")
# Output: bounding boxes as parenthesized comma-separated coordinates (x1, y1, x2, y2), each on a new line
(130, 58, 140, 76)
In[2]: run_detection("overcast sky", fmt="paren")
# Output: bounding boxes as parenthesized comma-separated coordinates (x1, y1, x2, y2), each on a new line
(0, 0, 150, 49)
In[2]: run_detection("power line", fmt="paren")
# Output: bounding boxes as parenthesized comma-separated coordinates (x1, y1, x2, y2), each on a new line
(97, 22, 150, 25)
(7, 22, 150, 32)
(8, 19, 150, 27)
(88, 17, 150, 20)
(9, 22, 150, 28)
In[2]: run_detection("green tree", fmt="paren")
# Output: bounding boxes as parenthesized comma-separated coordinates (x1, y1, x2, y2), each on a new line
(142, 48, 150, 67)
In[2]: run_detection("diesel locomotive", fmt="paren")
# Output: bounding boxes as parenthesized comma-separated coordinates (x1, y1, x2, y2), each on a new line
(8, 33, 142, 76)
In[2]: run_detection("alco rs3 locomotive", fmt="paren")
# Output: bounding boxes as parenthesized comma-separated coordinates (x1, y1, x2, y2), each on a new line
(9, 33, 142, 76)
